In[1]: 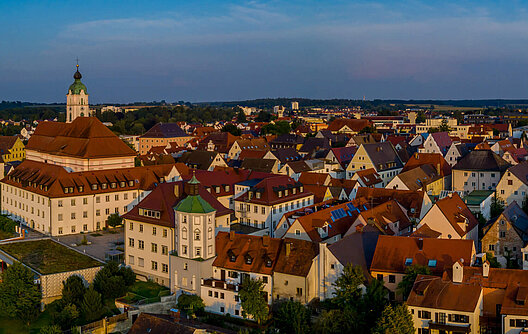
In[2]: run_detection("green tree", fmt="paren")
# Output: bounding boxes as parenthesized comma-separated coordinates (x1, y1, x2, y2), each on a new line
(119, 266, 136, 286)
(93, 262, 129, 299)
(238, 277, 269, 325)
(332, 264, 364, 307)
(491, 194, 505, 218)
(438, 119, 450, 132)
(274, 300, 310, 334)
(53, 303, 79, 330)
(313, 309, 348, 334)
(221, 123, 242, 136)
(177, 293, 205, 317)
(486, 252, 501, 268)
(0, 262, 42, 325)
(397, 265, 431, 300)
(371, 304, 414, 334)
(236, 108, 247, 123)
(363, 278, 388, 326)
(61, 275, 86, 308)
(39, 325, 63, 334)
(81, 287, 103, 322)
(106, 213, 123, 227)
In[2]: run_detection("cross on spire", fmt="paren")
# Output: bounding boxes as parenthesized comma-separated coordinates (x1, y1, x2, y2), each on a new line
(75, 57, 79, 69)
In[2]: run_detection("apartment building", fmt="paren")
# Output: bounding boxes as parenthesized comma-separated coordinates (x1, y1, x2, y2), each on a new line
(233, 175, 314, 236)
(0, 136, 25, 162)
(1, 160, 183, 236)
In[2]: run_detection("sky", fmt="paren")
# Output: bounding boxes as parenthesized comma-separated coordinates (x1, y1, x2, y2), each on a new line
(1, 0, 528, 103)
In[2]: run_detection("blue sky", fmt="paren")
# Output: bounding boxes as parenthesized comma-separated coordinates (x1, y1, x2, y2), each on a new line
(1, 0, 528, 103)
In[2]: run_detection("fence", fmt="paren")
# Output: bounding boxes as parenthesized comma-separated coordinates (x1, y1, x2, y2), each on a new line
(79, 312, 129, 333)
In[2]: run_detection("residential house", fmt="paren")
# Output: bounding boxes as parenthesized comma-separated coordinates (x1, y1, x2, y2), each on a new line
(351, 168, 383, 188)
(369, 236, 475, 299)
(178, 150, 228, 171)
(402, 152, 452, 191)
(418, 132, 452, 156)
(346, 142, 404, 187)
(0, 136, 25, 162)
(227, 138, 269, 160)
(452, 149, 509, 195)
(385, 164, 444, 196)
(482, 202, 528, 267)
(416, 193, 479, 245)
(326, 118, 372, 134)
(445, 142, 471, 167)
(139, 123, 190, 155)
(496, 161, 528, 206)
(347, 200, 412, 236)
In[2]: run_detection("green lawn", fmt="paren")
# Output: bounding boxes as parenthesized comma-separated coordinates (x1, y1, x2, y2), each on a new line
(129, 280, 169, 298)
(0, 239, 103, 274)
(0, 309, 52, 334)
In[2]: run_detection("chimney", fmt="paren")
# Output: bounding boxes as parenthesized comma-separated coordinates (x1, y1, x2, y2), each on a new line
(452, 261, 463, 283)
(483, 261, 490, 278)
(417, 238, 423, 251)
(262, 235, 270, 247)
(174, 184, 180, 198)
(230, 231, 235, 241)
(436, 163, 441, 175)
(285, 242, 292, 257)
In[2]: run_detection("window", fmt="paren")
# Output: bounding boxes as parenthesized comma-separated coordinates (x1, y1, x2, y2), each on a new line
(138, 257, 144, 267)
(194, 229, 201, 240)
(128, 255, 134, 265)
(511, 319, 528, 328)
(105, 195, 110, 202)
(71, 226, 76, 233)
(129, 238, 134, 247)
(162, 264, 168, 273)
(196, 247, 201, 257)
(71, 212, 76, 220)
(448, 314, 469, 323)
(162, 245, 168, 255)
(58, 214, 63, 221)
(500, 231, 506, 238)
(58, 227, 63, 234)
(388, 275, 395, 283)
(295, 229, 301, 235)
(182, 227, 187, 239)
(152, 227, 157, 235)
(151, 261, 158, 271)
(436, 312, 446, 324)
(163, 229, 167, 238)
(138, 240, 144, 250)
(139, 224, 143, 232)
(96, 209, 101, 216)
(489, 244, 495, 251)
(377, 274, 383, 281)
(184, 262, 188, 270)
(83, 211, 88, 218)
(182, 245, 188, 255)
(261, 207, 265, 214)
(296, 287, 303, 296)
(262, 276, 268, 284)
(83, 224, 88, 231)
(418, 310, 431, 319)
(58, 200, 63, 207)
(151, 243, 158, 253)
(129, 222, 133, 230)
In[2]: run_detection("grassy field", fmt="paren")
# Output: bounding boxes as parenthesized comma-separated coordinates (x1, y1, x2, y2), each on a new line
(0, 309, 52, 334)
(0, 230, 14, 241)
(0, 239, 102, 274)
(119, 280, 170, 304)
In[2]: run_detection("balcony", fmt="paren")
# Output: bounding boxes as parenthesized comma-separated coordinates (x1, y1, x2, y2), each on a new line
(202, 278, 239, 292)
(428, 320, 471, 333)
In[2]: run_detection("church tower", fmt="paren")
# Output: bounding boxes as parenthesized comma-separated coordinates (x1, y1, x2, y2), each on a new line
(66, 63, 89, 123)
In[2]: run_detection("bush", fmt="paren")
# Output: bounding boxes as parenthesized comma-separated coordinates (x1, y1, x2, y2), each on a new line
(82, 287, 103, 322)
(177, 293, 205, 317)
(61, 275, 86, 308)
(106, 213, 123, 227)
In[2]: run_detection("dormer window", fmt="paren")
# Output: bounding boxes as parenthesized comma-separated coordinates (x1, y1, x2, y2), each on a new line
(245, 254, 253, 265)
(293, 188, 296, 194)
(92, 184, 98, 190)
(78, 186, 84, 192)
(265, 258, 272, 267)
(278, 191, 282, 198)
(101, 183, 107, 189)
(256, 192, 261, 199)
(64, 187, 69, 194)
(120, 181, 125, 188)
(225, 185, 230, 192)
(216, 187, 220, 193)
(300, 186, 304, 192)
(405, 258, 413, 266)
(128, 180, 134, 187)
(110, 182, 116, 188)
(285, 190, 288, 196)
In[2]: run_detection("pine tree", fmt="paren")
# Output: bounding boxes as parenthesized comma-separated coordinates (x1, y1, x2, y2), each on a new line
(81, 287, 103, 322)
(372, 304, 414, 334)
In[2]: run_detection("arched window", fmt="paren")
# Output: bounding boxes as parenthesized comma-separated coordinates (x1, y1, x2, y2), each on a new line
(182, 227, 187, 240)
(208, 227, 213, 239)
(194, 229, 201, 241)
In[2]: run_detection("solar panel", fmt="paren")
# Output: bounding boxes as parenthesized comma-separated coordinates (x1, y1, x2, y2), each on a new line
(330, 208, 347, 220)
(346, 203, 357, 211)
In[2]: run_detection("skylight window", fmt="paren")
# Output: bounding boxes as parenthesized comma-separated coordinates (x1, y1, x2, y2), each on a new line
(428, 259, 437, 267)
(405, 258, 413, 266)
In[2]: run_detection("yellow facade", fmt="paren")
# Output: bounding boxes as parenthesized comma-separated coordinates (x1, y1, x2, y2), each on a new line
(2, 137, 25, 162)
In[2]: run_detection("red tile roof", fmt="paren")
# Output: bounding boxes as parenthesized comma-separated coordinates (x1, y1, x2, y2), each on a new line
(433, 193, 479, 238)
(26, 117, 136, 159)
(402, 152, 451, 177)
(235, 176, 312, 206)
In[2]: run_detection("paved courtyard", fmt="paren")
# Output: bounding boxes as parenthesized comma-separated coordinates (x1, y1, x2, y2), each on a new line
(51, 228, 124, 261)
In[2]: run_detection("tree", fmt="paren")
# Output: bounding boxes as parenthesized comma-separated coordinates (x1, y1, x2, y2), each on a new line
(371, 304, 414, 334)
(0, 262, 42, 325)
(236, 108, 247, 123)
(61, 275, 86, 308)
(93, 262, 130, 299)
(438, 119, 450, 132)
(313, 309, 348, 334)
(221, 123, 241, 136)
(363, 278, 388, 326)
(177, 293, 205, 317)
(238, 277, 269, 325)
(332, 264, 364, 307)
(491, 194, 505, 218)
(106, 213, 123, 227)
(486, 252, 501, 268)
(397, 265, 431, 300)
(53, 303, 79, 330)
(274, 300, 310, 334)
(119, 266, 136, 286)
(81, 287, 103, 322)
(39, 325, 63, 334)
